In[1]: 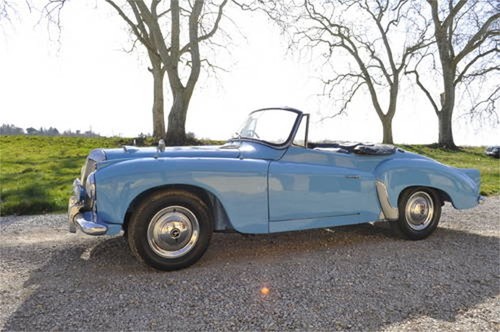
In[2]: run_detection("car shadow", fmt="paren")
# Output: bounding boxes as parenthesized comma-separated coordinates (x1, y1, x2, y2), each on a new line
(3, 223, 499, 331)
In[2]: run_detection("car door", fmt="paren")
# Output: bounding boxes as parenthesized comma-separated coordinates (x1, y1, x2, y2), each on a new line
(267, 146, 380, 232)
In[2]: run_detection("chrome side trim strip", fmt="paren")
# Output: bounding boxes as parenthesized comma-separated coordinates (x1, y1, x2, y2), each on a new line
(375, 181, 399, 220)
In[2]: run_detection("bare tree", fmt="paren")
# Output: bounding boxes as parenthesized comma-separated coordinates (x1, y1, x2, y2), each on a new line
(242, 0, 430, 144)
(104, 0, 168, 140)
(44, 0, 229, 145)
(105, 0, 229, 145)
(0, 0, 15, 22)
(1, 0, 31, 25)
(406, 0, 499, 149)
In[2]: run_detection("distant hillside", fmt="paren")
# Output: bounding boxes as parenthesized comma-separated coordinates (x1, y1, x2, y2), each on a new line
(0, 123, 102, 137)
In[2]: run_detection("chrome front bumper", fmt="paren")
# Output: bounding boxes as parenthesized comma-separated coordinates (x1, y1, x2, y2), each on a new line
(68, 180, 107, 236)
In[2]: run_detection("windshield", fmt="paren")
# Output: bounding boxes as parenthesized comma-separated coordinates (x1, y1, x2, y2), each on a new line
(236, 109, 300, 145)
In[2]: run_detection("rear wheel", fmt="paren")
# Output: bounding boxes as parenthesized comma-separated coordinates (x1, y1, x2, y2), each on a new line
(127, 190, 212, 271)
(390, 187, 441, 240)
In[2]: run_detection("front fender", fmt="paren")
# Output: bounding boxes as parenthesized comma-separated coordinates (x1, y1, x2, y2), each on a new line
(94, 157, 270, 234)
(375, 158, 480, 210)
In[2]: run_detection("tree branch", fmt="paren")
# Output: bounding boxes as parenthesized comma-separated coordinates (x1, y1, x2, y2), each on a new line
(454, 12, 500, 65)
(104, 0, 157, 54)
(406, 69, 440, 115)
(455, 47, 499, 85)
(179, 0, 228, 55)
(185, 0, 204, 93)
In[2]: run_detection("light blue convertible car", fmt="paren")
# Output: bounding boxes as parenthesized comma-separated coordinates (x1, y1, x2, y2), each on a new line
(68, 107, 482, 270)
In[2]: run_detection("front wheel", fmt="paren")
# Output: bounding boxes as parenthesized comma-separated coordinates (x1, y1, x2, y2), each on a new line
(390, 187, 441, 240)
(127, 190, 212, 271)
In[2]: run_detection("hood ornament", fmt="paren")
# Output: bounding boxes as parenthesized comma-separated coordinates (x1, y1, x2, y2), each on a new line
(157, 139, 166, 153)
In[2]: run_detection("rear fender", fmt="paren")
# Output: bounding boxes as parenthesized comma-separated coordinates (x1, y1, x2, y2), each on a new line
(375, 159, 480, 211)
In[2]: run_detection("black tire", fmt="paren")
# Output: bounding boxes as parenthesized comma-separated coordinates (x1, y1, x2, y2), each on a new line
(390, 187, 441, 240)
(127, 190, 212, 271)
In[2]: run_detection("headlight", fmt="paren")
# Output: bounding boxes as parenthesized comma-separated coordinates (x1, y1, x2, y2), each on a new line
(81, 159, 97, 186)
(85, 171, 96, 209)
(81, 149, 106, 186)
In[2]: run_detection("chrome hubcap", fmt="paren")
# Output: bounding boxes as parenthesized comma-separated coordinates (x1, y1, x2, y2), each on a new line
(147, 206, 199, 258)
(405, 191, 434, 231)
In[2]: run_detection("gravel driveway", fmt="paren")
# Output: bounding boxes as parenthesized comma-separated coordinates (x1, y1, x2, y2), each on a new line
(1, 197, 499, 331)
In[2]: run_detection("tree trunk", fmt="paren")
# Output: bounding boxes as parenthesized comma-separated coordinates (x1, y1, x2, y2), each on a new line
(381, 117, 394, 144)
(151, 66, 166, 140)
(377, 87, 396, 145)
(431, 5, 458, 150)
(165, 91, 189, 145)
(437, 105, 457, 149)
(437, 65, 458, 149)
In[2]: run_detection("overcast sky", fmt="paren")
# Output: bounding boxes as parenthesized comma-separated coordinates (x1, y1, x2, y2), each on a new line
(0, 1, 497, 145)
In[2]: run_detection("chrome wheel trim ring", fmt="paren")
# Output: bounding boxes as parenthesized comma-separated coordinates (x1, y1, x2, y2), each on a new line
(147, 206, 200, 258)
(405, 191, 434, 231)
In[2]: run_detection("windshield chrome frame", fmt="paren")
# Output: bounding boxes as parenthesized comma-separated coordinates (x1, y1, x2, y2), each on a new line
(231, 107, 305, 149)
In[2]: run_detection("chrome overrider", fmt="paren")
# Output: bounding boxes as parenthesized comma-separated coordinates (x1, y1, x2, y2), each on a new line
(68, 179, 107, 235)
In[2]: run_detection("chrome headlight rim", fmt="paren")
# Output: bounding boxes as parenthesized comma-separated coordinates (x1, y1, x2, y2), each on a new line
(81, 159, 97, 186)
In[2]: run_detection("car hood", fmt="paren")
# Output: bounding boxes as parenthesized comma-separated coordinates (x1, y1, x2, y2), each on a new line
(101, 145, 240, 161)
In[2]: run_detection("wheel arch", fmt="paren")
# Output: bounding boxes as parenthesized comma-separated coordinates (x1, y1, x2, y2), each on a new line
(123, 184, 234, 234)
(377, 181, 452, 221)
(397, 185, 451, 206)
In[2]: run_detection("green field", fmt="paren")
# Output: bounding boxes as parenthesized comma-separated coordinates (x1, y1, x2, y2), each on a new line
(0, 136, 131, 216)
(1, 136, 498, 216)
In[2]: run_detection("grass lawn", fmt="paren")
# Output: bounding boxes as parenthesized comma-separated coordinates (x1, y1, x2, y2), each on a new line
(0, 136, 131, 216)
(1, 136, 498, 216)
